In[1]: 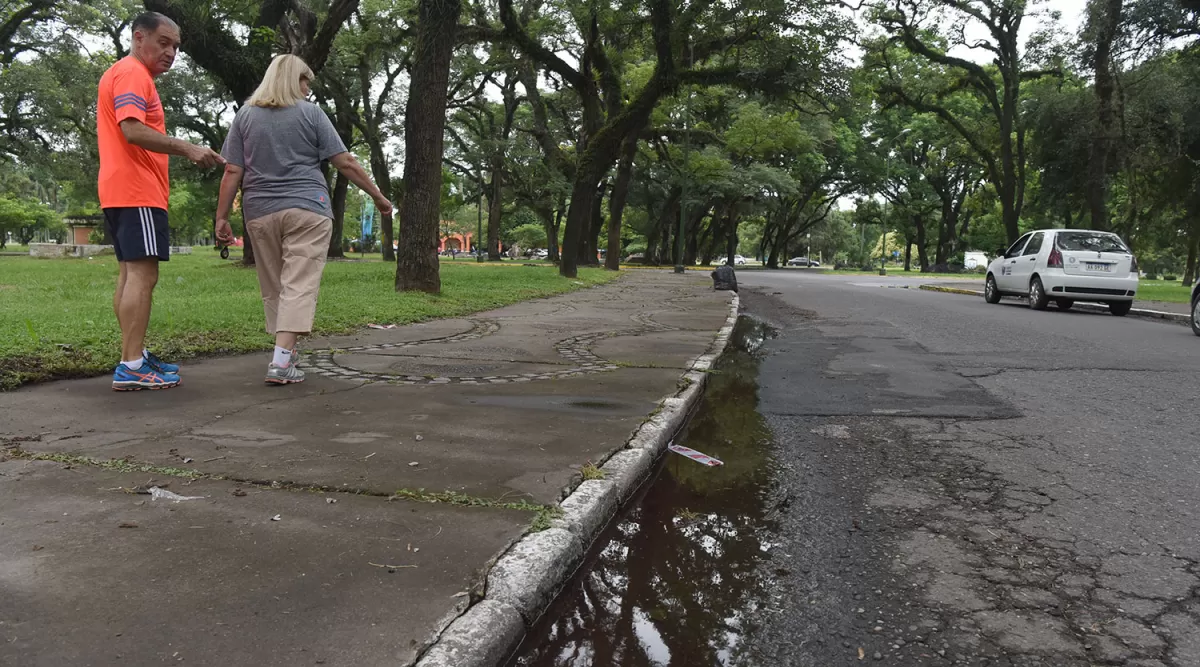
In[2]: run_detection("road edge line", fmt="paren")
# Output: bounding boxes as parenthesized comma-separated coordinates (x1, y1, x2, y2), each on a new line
(917, 284, 1190, 324)
(413, 290, 741, 667)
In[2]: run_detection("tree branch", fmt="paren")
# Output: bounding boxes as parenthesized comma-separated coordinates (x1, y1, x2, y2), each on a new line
(498, 0, 584, 89)
(302, 0, 359, 73)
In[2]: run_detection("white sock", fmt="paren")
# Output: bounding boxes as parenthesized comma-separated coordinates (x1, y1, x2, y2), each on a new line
(272, 346, 293, 367)
(122, 358, 144, 370)
(143, 348, 151, 359)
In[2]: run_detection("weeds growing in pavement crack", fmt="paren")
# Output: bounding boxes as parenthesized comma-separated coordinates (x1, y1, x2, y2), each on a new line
(9, 449, 207, 478)
(581, 462, 606, 481)
(389, 488, 561, 531)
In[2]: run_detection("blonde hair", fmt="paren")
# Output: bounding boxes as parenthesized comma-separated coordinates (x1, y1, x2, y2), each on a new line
(246, 54, 314, 108)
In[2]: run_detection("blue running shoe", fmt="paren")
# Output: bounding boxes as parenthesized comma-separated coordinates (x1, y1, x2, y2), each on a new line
(112, 363, 181, 391)
(143, 350, 179, 373)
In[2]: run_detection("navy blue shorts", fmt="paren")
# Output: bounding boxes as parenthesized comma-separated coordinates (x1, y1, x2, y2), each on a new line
(103, 207, 170, 262)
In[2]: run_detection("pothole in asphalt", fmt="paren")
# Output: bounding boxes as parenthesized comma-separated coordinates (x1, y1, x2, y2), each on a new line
(508, 315, 783, 666)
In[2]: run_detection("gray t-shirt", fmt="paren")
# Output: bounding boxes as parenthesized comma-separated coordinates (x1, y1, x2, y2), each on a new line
(221, 101, 347, 223)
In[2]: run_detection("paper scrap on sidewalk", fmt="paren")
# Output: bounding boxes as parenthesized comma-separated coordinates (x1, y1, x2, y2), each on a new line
(368, 324, 397, 329)
(149, 487, 204, 502)
(667, 444, 724, 467)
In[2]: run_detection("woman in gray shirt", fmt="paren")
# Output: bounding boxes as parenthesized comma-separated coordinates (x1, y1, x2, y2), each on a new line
(215, 54, 391, 385)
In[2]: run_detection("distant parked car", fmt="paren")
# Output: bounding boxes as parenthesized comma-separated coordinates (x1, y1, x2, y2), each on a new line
(787, 257, 820, 267)
(734, 255, 747, 265)
(984, 229, 1138, 316)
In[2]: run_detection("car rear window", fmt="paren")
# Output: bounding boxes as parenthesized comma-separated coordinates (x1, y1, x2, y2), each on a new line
(1055, 232, 1129, 253)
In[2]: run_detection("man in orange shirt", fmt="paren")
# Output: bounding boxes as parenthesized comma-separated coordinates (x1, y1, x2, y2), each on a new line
(97, 12, 223, 391)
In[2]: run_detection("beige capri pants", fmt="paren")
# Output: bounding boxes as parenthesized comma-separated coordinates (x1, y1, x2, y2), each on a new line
(245, 208, 332, 335)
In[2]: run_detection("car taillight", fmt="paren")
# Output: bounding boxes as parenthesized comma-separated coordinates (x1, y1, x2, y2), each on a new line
(1047, 247, 1063, 268)
(1130, 256, 1138, 274)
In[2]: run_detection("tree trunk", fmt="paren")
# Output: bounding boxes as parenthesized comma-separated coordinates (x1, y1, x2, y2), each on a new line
(904, 234, 912, 271)
(658, 216, 673, 265)
(1184, 218, 1200, 287)
(915, 215, 930, 272)
(395, 0, 461, 293)
(368, 143, 394, 262)
(582, 182, 604, 265)
(606, 135, 638, 271)
(1086, 0, 1123, 231)
(766, 222, 784, 268)
(684, 207, 708, 266)
(556, 77, 668, 275)
(768, 212, 792, 269)
(330, 171, 349, 257)
(560, 169, 594, 277)
(652, 188, 680, 265)
(934, 195, 960, 270)
(551, 201, 564, 261)
(487, 162, 503, 261)
(534, 202, 558, 262)
(725, 211, 738, 267)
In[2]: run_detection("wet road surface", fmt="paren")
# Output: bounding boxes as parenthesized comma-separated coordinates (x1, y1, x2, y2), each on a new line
(513, 270, 1200, 666)
(735, 272, 1200, 667)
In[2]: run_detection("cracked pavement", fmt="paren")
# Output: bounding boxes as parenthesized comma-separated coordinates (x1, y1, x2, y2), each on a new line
(0, 272, 731, 667)
(732, 271, 1200, 667)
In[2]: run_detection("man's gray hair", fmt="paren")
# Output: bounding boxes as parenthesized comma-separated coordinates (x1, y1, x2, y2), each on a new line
(132, 12, 178, 35)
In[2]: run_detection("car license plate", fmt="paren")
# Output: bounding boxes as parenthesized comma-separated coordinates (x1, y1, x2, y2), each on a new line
(1086, 262, 1111, 272)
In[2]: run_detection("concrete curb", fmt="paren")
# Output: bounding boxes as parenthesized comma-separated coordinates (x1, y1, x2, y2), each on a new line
(919, 284, 984, 298)
(917, 284, 1191, 325)
(413, 290, 741, 667)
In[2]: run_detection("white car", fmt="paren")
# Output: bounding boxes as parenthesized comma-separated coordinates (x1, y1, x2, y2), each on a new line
(984, 229, 1138, 316)
(733, 255, 747, 265)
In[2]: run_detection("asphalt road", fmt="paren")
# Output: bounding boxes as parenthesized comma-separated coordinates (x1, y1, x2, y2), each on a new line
(732, 271, 1200, 667)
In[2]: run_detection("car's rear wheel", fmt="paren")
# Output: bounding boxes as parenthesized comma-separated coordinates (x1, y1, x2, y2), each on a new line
(1109, 301, 1132, 317)
(1028, 277, 1049, 310)
(1056, 299, 1074, 311)
(984, 275, 1002, 304)
(1191, 296, 1200, 336)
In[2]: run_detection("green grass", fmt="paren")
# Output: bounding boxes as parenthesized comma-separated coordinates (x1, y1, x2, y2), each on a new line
(0, 250, 617, 390)
(1135, 280, 1194, 304)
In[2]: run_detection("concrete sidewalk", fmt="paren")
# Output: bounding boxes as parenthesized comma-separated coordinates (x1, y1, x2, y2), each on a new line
(0, 271, 735, 667)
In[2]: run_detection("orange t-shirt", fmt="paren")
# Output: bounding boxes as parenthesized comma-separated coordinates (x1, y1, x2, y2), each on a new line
(97, 56, 169, 209)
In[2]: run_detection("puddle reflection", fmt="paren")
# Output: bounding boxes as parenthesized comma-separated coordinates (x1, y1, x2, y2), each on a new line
(511, 317, 778, 667)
